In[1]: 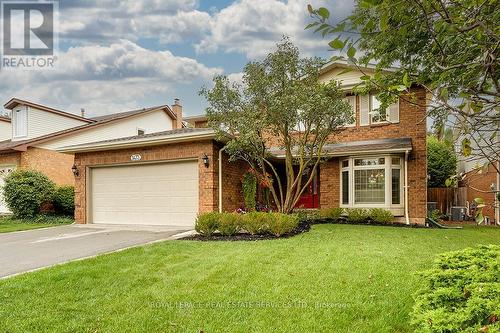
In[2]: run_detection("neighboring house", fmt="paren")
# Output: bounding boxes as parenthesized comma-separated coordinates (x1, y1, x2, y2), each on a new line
(460, 162, 499, 224)
(0, 98, 182, 213)
(0, 116, 11, 141)
(58, 61, 427, 227)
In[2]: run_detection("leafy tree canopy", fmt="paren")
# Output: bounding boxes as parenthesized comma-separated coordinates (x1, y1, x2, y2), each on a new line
(427, 135, 458, 188)
(201, 38, 352, 213)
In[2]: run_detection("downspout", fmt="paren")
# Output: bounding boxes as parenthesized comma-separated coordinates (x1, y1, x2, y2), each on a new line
(218, 146, 227, 213)
(404, 150, 410, 225)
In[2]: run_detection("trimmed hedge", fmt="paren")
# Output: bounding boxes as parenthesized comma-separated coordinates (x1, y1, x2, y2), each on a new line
(345, 208, 370, 223)
(369, 208, 394, 224)
(411, 245, 499, 332)
(195, 212, 299, 237)
(195, 212, 219, 236)
(2, 170, 55, 218)
(53, 186, 75, 216)
(319, 207, 344, 221)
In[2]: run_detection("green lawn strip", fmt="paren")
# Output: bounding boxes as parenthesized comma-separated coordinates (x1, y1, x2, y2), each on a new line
(0, 224, 498, 332)
(0, 215, 73, 233)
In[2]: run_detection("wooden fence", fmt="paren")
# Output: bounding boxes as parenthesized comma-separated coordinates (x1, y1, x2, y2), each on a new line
(427, 187, 468, 215)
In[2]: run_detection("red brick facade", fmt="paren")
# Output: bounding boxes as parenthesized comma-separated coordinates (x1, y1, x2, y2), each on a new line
(319, 87, 428, 224)
(461, 163, 498, 220)
(0, 148, 75, 186)
(72, 87, 427, 225)
(73, 140, 245, 224)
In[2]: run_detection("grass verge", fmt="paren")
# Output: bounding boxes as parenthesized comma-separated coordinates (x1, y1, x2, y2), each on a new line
(0, 215, 73, 233)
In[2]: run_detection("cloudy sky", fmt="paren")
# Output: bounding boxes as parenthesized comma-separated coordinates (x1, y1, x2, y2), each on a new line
(0, 0, 354, 118)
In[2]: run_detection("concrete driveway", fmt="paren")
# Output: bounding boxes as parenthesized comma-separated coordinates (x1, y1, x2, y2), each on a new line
(0, 224, 190, 278)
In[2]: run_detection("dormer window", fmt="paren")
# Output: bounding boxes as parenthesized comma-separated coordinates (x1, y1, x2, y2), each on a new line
(13, 107, 27, 138)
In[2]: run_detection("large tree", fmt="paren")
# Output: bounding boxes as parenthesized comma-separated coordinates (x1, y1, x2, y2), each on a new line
(201, 38, 352, 213)
(307, 0, 499, 173)
(427, 135, 458, 188)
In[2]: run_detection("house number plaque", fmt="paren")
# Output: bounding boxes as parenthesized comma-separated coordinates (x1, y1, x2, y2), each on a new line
(130, 154, 142, 161)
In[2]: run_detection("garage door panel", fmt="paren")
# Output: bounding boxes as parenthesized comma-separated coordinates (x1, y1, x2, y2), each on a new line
(91, 161, 199, 226)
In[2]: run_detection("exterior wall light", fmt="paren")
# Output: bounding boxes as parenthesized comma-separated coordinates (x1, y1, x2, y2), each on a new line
(71, 164, 79, 176)
(202, 154, 209, 167)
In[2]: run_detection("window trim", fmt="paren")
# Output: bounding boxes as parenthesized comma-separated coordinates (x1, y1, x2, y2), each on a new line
(13, 106, 28, 138)
(369, 94, 390, 125)
(340, 154, 404, 209)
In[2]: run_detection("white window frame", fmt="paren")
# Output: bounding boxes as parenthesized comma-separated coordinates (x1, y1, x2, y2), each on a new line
(343, 95, 356, 127)
(13, 106, 28, 138)
(340, 154, 404, 210)
(369, 94, 389, 125)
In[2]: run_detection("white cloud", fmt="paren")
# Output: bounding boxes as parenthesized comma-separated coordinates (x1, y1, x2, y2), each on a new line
(0, 40, 222, 116)
(195, 0, 354, 58)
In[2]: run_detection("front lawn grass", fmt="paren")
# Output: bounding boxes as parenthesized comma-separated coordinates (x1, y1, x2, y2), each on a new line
(0, 215, 73, 233)
(0, 224, 499, 332)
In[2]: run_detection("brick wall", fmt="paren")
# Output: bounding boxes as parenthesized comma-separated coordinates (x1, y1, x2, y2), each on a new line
(462, 163, 498, 220)
(20, 148, 75, 186)
(319, 87, 428, 224)
(73, 140, 226, 224)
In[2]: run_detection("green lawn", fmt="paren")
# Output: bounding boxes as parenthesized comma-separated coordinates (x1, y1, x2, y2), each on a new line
(0, 216, 73, 233)
(0, 224, 499, 332)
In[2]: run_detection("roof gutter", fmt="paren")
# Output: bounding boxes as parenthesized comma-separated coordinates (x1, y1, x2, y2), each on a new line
(270, 147, 412, 159)
(57, 132, 219, 154)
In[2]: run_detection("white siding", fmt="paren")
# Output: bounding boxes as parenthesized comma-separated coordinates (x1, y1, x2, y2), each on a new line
(0, 121, 11, 141)
(11, 106, 88, 142)
(319, 67, 374, 86)
(37, 109, 174, 150)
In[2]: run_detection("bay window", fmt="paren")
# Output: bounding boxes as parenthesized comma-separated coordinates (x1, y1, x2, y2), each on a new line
(340, 155, 404, 212)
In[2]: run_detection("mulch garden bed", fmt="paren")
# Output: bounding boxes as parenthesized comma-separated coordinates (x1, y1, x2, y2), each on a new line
(180, 220, 311, 241)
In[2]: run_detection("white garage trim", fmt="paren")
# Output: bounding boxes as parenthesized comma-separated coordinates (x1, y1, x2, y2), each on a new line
(87, 159, 199, 227)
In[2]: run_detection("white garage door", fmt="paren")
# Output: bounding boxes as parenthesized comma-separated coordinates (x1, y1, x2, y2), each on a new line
(90, 161, 199, 227)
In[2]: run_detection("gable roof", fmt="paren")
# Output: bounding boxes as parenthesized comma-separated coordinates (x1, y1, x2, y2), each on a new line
(4, 98, 94, 123)
(320, 59, 398, 75)
(0, 104, 177, 153)
(0, 116, 10, 123)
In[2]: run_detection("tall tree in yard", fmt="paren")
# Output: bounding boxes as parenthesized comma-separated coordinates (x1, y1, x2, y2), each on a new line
(307, 0, 499, 173)
(201, 38, 352, 213)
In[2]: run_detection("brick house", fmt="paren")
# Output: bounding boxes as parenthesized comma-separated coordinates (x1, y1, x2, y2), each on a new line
(58, 61, 428, 227)
(0, 98, 181, 213)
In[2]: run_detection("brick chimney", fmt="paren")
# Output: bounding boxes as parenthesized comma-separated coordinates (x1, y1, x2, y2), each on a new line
(171, 98, 183, 129)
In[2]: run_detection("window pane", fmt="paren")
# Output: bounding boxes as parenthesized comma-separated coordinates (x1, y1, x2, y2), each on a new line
(391, 157, 401, 165)
(392, 169, 401, 204)
(354, 169, 385, 203)
(341, 160, 349, 168)
(354, 158, 385, 166)
(342, 171, 349, 204)
(370, 95, 387, 123)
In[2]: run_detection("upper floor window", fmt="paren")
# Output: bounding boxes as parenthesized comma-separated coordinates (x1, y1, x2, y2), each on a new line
(13, 107, 27, 138)
(360, 94, 399, 126)
(344, 95, 356, 127)
(370, 95, 387, 124)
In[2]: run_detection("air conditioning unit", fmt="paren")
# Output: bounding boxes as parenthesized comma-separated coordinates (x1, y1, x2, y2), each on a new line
(451, 206, 467, 221)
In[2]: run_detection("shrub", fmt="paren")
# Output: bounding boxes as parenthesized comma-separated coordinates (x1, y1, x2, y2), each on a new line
(411, 245, 500, 332)
(345, 208, 369, 223)
(427, 135, 457, 187)
(241, 212, 269, 235)
(319, 207, 344, 221)
(267, 213, 299, 237)
(369, 208, 394, 224)
(218, 213, 241, 236)
(295, 209, 320, 222)
(2, 170, 56, 218)
(53, 186, 75, 216)
(195, 212, 219, 236)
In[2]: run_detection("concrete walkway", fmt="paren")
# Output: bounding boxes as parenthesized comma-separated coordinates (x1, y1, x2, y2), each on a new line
(0, 224, 190, 278)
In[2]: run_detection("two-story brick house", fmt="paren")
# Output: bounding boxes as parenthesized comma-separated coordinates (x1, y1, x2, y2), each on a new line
(58, 61, 427, 227)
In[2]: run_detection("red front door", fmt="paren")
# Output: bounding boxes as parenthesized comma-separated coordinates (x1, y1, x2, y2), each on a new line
(295, 171, 319, 209)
